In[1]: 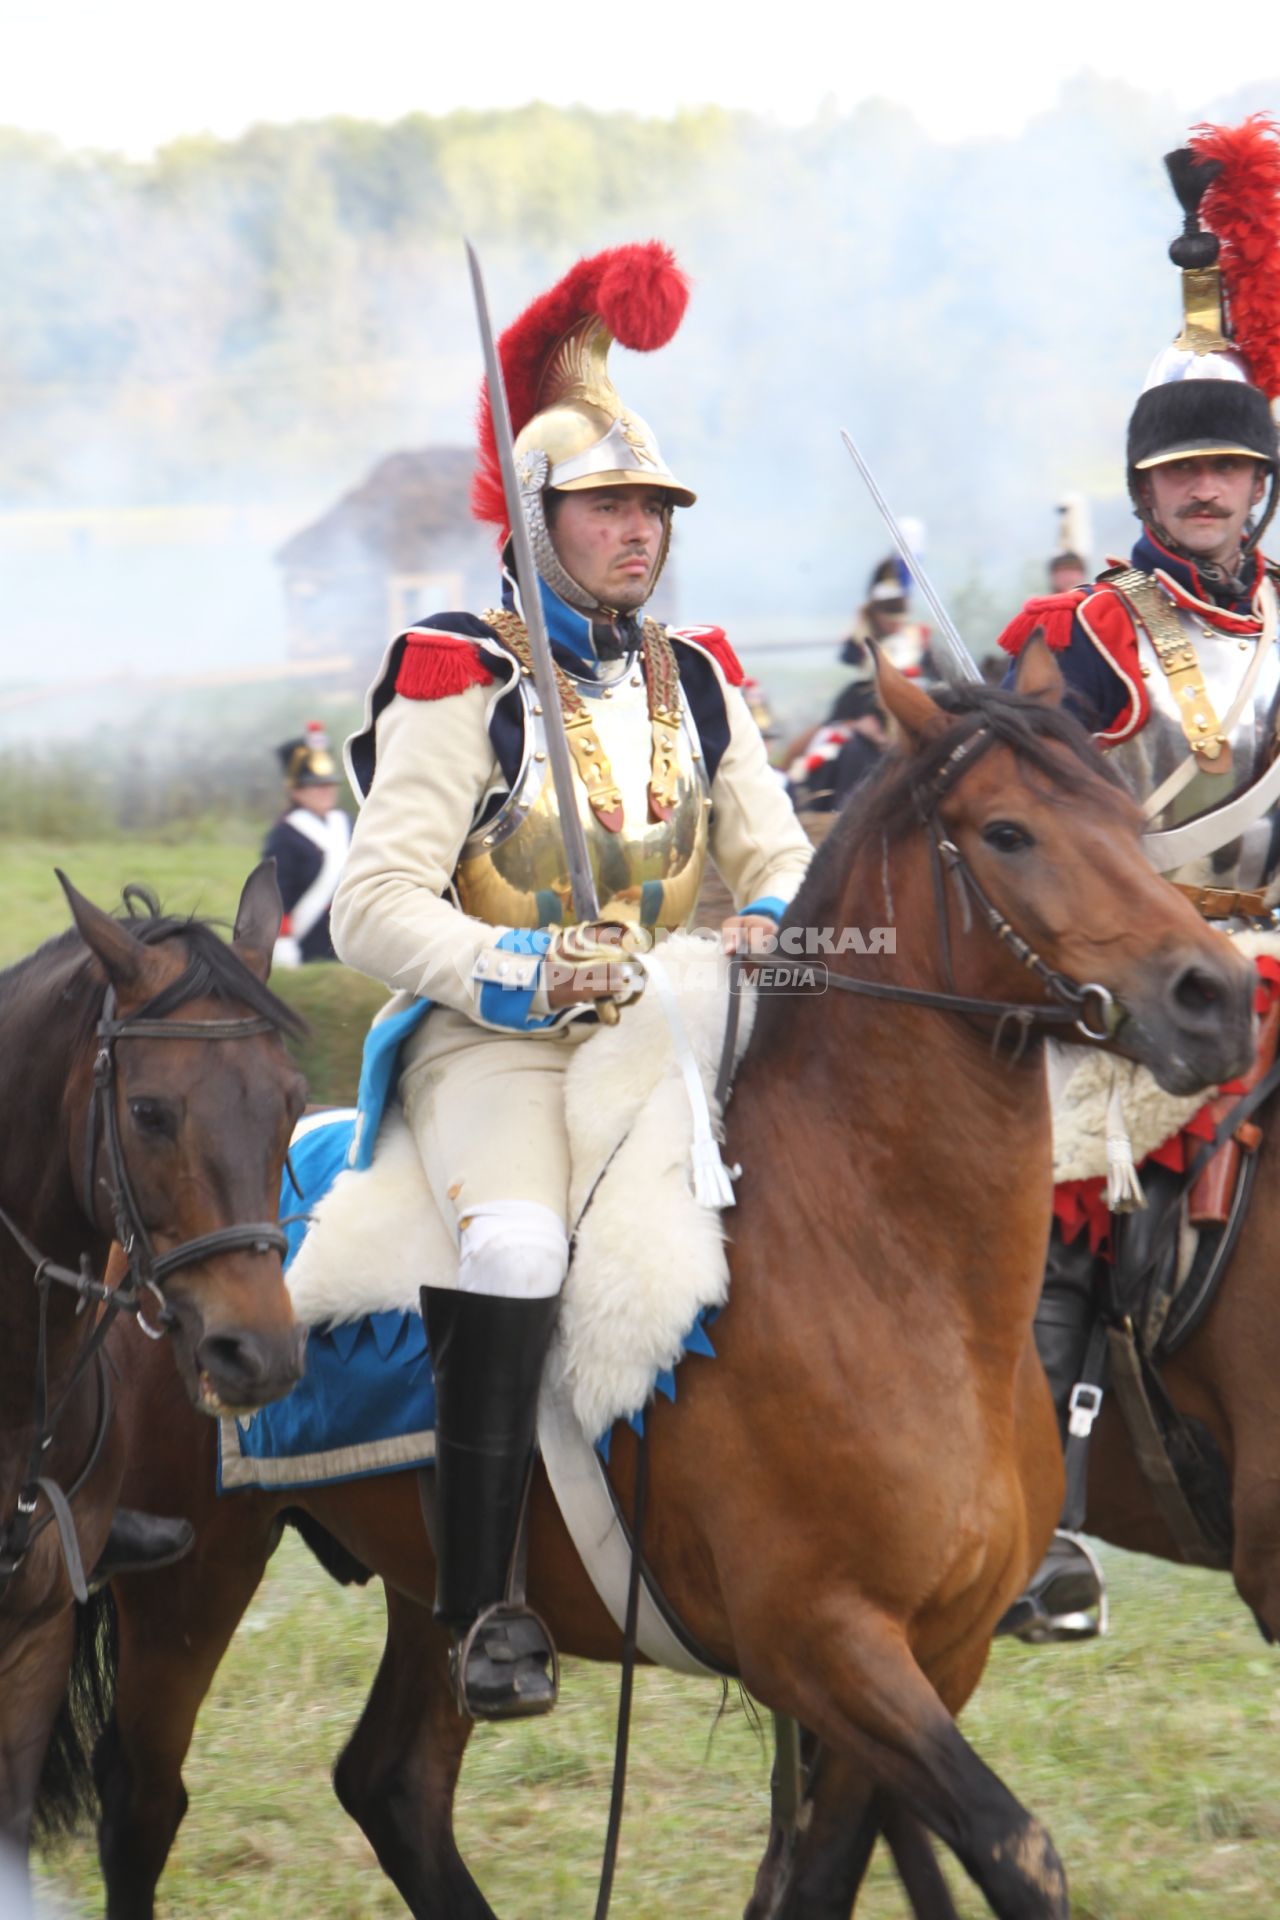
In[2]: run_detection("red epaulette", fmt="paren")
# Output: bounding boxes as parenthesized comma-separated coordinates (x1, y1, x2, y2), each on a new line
(670, 624, 745, 687)
(395, 630, 496, 701)
(996, 589, 1089, 658)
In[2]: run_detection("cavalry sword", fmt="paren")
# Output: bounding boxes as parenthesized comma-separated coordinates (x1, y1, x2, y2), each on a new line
(466, 240, 603, 924)
(840, 428, 982, 686)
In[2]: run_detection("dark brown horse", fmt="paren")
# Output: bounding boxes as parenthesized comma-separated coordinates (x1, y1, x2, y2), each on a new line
(1, 867, 307, 1894)
(83, 655, 1252, 1920)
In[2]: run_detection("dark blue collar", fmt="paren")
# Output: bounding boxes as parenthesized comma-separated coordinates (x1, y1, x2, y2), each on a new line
(1132, 530, 1261, 614)
(500, 570, 596, 662)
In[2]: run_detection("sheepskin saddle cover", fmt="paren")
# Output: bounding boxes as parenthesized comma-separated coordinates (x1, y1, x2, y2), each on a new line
(285, 935, 752, 1441)
(1049, 931, 1280, 1184)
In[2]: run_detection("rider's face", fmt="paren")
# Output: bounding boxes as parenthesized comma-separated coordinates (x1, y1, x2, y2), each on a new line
(548, 486, 669, 613)
(1139, 455, 1266, 568)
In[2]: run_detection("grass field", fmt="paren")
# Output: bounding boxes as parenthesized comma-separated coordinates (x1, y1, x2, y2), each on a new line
(28, 1536, 1280, 1920)
(14, 831, 1280, 1915)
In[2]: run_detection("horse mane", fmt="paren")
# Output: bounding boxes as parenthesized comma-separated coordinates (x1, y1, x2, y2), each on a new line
(786, 683, 1134, 930)
(0, 885, 308, 1047)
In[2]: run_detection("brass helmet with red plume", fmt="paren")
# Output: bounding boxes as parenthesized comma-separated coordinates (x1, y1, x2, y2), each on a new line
(1128, 116, 1280, 550)
(472, 243, 695, 613)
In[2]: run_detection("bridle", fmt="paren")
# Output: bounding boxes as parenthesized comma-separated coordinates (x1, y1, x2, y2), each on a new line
(718, 718, 1126, 1105)
(0, 974, 289, 1604)
(892, 721, 1124, 1049)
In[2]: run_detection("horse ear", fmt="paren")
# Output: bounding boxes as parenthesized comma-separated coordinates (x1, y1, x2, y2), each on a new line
(1011, 632, 1065, 706)
(872, 647, 951, 748)
(232, 860, 283, 982)
(56, 870, 146, 988)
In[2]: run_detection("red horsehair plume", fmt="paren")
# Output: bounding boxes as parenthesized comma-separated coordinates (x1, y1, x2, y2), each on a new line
(471, 242, 691, 532)
(1191, 114, 1280, 400)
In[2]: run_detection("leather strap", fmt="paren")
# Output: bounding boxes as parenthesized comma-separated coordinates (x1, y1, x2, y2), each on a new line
(1060, 1318, 1109, 1534)
(1173, 881, 1268, 919)
(1106, 1321, 1229, 1567)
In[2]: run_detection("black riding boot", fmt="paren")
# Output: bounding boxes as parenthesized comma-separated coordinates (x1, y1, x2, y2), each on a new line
(419, 1285, 561, 1720)
(998, 1227, 1106, 1643)
(88, 1508, 195, 1589)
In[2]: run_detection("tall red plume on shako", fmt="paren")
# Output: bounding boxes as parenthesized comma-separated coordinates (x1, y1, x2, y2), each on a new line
(1192, 113, 1280, 399)
(471, 242, 691, 533)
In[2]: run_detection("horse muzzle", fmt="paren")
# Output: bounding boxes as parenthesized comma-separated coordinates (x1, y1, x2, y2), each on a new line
(1123, 944, 1257, 1095)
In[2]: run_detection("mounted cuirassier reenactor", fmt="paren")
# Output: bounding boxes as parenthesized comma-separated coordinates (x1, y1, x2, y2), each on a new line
(330, 243, 813, 1719)
(997, 117, 1280, 1642)
(262, 723, 352, 967)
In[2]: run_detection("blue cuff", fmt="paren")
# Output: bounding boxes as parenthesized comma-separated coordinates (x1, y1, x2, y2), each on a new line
(478, 928, 557, 1031)
(738, 895, 787, 922)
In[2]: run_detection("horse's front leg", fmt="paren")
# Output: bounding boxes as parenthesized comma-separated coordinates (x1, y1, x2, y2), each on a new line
(0, 1602, 76, 1883)
(742, 1599, 1067, 1920)
(96, 1503, 277, 1920)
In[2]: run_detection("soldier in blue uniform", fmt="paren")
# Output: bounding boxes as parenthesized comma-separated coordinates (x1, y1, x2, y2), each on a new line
(262, 723, 351, 967)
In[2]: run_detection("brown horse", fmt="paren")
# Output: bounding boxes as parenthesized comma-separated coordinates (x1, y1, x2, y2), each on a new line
(84, 654, 1252, 1920)
(1, 867, 307, 1892)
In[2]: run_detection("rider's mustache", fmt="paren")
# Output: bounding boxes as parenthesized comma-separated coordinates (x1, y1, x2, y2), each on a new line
(1176, 501, 1231, 519)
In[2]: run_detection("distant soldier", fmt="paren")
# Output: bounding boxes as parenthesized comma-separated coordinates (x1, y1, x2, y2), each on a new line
(841, 552, 934, 681)
(1047, 494, 1092, 592)
(786, 681, 888, 813)
(263, 723, 352, 967)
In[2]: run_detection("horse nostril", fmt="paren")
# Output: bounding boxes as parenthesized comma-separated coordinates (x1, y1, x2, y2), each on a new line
(196, 1332, 268, 1393)
(1172, 965, 1223, 1020)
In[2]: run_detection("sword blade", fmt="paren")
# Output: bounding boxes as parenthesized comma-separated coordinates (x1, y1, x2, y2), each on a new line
(466, 240, 602, 923)
(840, 429, 981, 686)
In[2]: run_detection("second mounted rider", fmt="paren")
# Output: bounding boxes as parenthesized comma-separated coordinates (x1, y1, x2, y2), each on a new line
(997, 120, 1280, 1641)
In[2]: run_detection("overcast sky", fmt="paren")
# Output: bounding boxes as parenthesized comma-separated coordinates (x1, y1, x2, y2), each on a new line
(2, 0, 1274, 155)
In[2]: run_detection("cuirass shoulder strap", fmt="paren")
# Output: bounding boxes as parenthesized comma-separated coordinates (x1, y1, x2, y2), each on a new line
(1107, 569, 1232, 776)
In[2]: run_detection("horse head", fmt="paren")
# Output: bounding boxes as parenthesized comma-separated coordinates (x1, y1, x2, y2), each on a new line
(855, 642, 1257, 1095)
(60, 864, 308, 1417)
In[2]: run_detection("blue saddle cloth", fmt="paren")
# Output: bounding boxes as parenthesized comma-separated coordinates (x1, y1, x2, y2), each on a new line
(217, 1108, 439, 1493)
(217, 1038, 719, 1493)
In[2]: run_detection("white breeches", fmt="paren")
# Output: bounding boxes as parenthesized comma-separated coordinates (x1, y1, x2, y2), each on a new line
(400, 1007, 588, 1300)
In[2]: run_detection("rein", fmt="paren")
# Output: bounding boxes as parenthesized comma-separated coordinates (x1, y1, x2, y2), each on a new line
(0, 976, 289, 1605)
(757, 721, 1124, 1051)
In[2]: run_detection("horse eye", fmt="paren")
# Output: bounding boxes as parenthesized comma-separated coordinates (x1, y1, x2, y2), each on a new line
(981, 821, 1033, 854)
(129, 1098, 175, 1138)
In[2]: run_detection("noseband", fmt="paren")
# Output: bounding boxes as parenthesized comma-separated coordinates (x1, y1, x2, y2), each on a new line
(906, 722, 1124, 1050)
(0, 975, 290, 1604)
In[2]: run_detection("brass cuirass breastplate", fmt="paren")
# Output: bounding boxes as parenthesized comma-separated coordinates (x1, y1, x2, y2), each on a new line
(1106, 593, 1280, 891)
(453, 651, 712, 930)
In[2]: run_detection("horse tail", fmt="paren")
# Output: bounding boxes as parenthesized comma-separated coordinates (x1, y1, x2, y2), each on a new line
(33, 1587, 118, 1843)
(281, 1508, 373, 1587)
